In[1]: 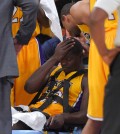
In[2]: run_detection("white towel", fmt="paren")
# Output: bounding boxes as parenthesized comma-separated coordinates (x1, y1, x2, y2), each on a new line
(40, 0, 63, 41)
(12, 106, 46, 131)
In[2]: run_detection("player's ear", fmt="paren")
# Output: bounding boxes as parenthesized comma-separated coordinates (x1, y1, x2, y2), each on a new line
(61, 15, 67, 21)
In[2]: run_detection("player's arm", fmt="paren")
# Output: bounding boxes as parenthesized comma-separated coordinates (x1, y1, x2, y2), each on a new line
(13, 0, 39, 45)
(89, 0, 120, 65)
(37, 5, 49, 27)
(24, 38, 75, 94)
(63, 74, 88, 125)
(89, 7, 108, 57)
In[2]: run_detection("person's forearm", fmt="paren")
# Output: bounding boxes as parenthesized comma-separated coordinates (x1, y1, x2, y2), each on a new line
(63, 112, 87, 125)
(15, 0, 39, 45)
(37, 6, 49, 27)
(25, 56, 59, 93)
(25, 38, 74, 93)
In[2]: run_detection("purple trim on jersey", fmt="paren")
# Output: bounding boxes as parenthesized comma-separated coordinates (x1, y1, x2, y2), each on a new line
(36, 37, 45, 65)
(73, 92, 83, 112)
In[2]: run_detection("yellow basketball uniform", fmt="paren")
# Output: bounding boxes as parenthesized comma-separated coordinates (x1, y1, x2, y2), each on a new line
(87, 0, 118, 120)
(41, 26, 54, 37)
(78, 25, 90, 41)
(11, 7, 41, 106)
(12, 7, 40, 37)
(30, 66, 84, 116)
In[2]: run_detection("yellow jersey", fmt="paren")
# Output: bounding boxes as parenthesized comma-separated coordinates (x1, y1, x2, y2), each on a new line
(12, 7, 40, 37)
(87, 0, 118, 119)
(41, 26, 54, 37)
(30, 66, 84, 116)
(11, 7, 41, 106)
(90, 0, 118, 31)
(78, 25, 90, 41)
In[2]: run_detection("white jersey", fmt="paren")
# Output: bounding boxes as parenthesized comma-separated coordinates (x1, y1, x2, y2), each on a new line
(94, 0, 120, 46)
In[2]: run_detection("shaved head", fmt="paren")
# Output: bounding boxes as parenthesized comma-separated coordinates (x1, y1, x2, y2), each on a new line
(70, 1, 90, 25)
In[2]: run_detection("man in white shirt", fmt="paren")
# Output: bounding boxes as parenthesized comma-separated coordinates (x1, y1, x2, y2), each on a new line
(89, 0, 120, 133)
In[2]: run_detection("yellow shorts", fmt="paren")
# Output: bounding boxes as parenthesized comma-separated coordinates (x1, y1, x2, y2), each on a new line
(87, 29, 117, 121)
(11, 37, 41, 106)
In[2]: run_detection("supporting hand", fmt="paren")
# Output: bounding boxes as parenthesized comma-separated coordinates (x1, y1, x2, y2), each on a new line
(45, 114, 64, 130)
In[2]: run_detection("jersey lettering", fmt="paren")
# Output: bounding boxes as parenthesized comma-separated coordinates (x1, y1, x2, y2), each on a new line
(108, 13, 115, 20)
(12, 7, 23, 23)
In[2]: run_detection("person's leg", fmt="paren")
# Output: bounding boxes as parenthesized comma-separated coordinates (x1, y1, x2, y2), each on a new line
(0, 77, 13, 134)
(81, 119, 102, 134)
(101, 54, 120, 134)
